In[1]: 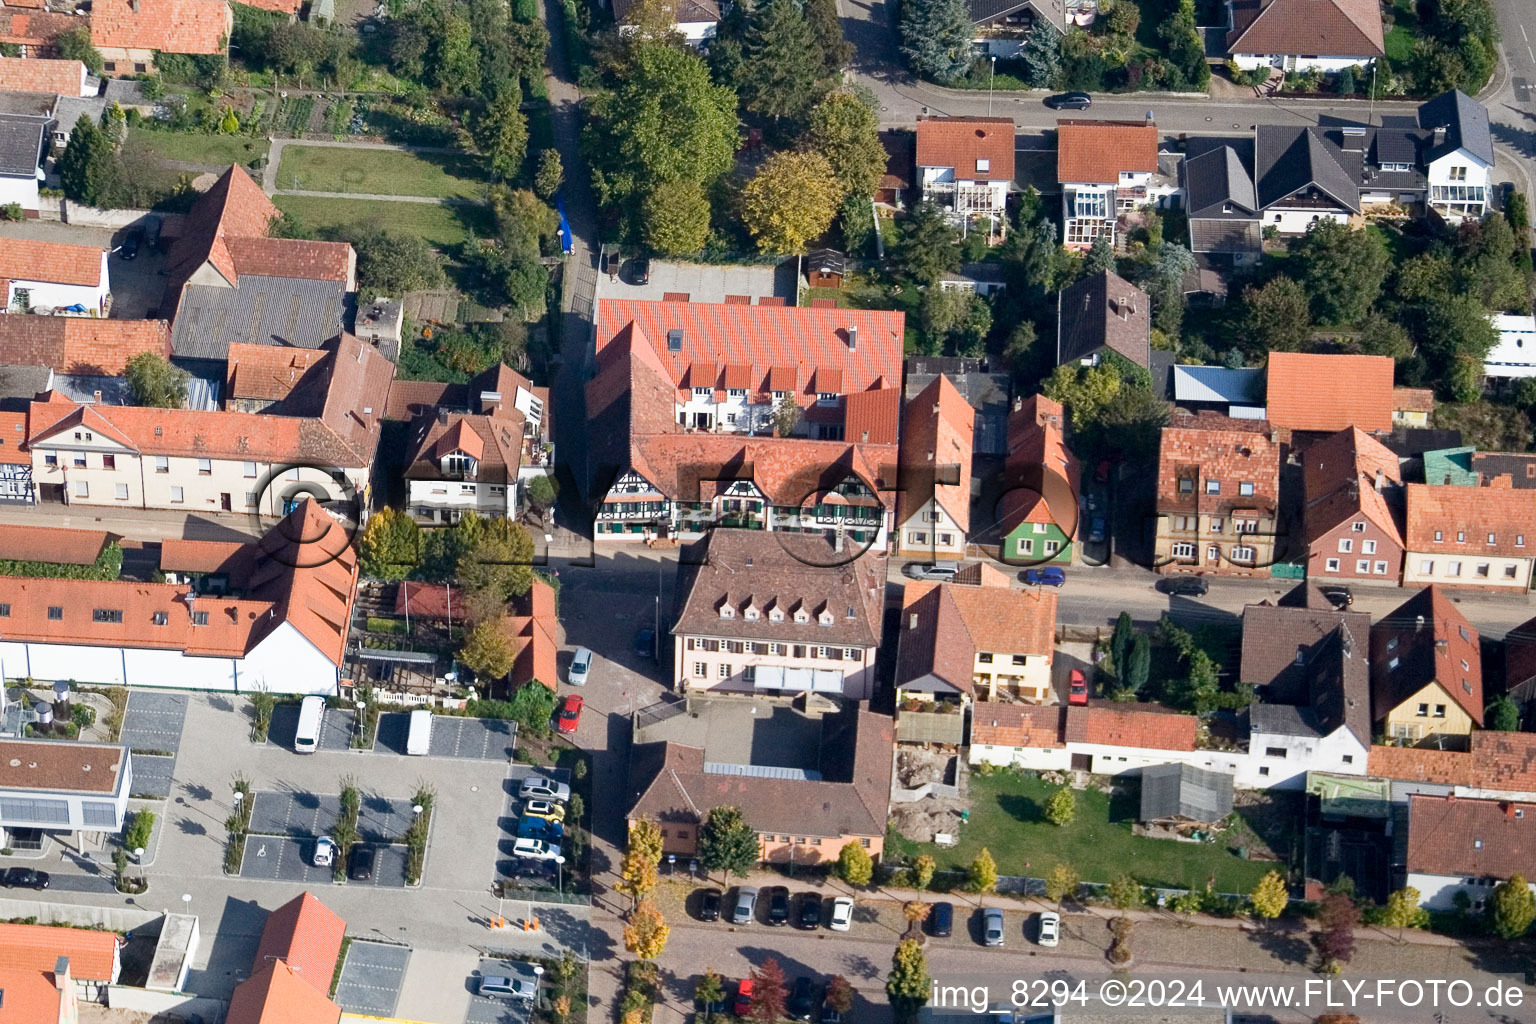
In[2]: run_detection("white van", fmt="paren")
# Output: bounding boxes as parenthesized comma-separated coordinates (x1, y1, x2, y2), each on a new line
(294, 696, 324, 754)
(406, 709, 433, 756)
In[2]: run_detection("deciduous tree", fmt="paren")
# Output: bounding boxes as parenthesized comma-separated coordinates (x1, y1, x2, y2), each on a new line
(805, 91, 887, 201)
(534, 149, 565, 199)
(749, 959, 788, 1024)
(741, 150, 840, 253)
(619, 820, 662, 908)
(1312, 891, 1358, 972)
(967, 847, 997, 894)
(457, 517, 536, 620)
(1106, 873, 1144, 912)
(1381, 886, 1422, 943)
(458, 619, 514, 681)
(1241, 276, 1313, 353)
(1291, 219, 1390, 325)
(1044, 863, 1080, 908)
(1045, 787, 1076, 827)
(696, 969, 725, 1020)
(825, 976, 854, 1015)
(348, 227, 445, 296)
(1249, 870, 1288, 920)
(624, 899, 670, 959)
(835, 840, 874, 886)
(886, 940, 930, 1024)
(642, 179, 712, 257)
(1489, 874, 1535, 939)
(697, 806, 759, 879)
(358, 507, 422, 580)
(124, 352, 190, 409)
(912, 854, 936, 890)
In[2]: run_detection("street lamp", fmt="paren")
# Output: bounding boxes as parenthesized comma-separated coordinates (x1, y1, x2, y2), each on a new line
(988, 55, 997, 116)
(133, 846, 145, 865)
(554, 855, 566, 896)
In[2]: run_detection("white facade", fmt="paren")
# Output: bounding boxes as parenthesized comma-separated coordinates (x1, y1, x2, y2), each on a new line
(1401, 549, 1533, 590)
(407, 477, 512, 523)
(1484, 313, 1536, 379)
(0, 620, 340, 695)
(0, 171, 41, 212)
(1231, 53, 1365, 73)
(969, 737, 1245, 778)
(1235, 725, 1369, 790)
(1407, 872, 1536, 911)
(616, 19, 716, 44)
(897, 497, 966, 559)
(4, 252, 109, 313)
(675, 631, 877, 700)
(920, 164, 1010, 218)
(1264, 207, 1350, 235)
(1426, 149, 1491, 222)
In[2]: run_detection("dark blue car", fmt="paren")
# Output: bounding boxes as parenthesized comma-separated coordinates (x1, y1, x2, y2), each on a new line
(517, 816, 564, 841)
(1023, 567, 1067, 587)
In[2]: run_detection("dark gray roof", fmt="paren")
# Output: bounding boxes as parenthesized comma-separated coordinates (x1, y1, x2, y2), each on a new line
(1057, 271, 1151, 369)
(968, 0, 1064, 29)
(1182, 145, 1257, 218)
(1419, 89, 1494, 165)
(905, 357, 1011, 456)
(0, 114, 47, 179)
(170, 276, 348, 361)
(611, 0, 720, 23)
(1315, 126, 1427, 194)
(1249, 701, 1324, 738)
(1240, 588, 1372, 744)
(1140, 763, 1235, 824)
(806, 248, 845, 275)
(1373, 128, 1419, 166)
(0, 363, 52, 411)
(1254, 125, 1359, 213)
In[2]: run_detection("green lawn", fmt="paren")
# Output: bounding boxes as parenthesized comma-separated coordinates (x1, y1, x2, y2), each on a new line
(128, 130, 269, 167)
(275, 145, 488, 199)
(272, 195, 493, 247)
(903, 771, 1274, 892)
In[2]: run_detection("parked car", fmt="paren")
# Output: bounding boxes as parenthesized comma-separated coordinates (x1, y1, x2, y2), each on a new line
(479, 975, 537, 1000)
(822, 993, 845, 1024)
(1037, 911, 1060, 947)
(829, 895, 854, 931)
(518, 776, 571, 802)
(631, 257, 652, 285)
(348, 845, 376, 881)
(734, 978, 754, 1017)
(732, 886, 760, 925)
(1089, 515, 1107, 543)
(1318, 584, 1354, 608)
(796, 892, 822, 929)
(634, 628, 656, 659)
(698, 978, 726, 1017)
(1024, 567, 1067, 587)
(511, 838, 563, 860)
(0, 867, 48, 890)
(1159, 576, 1209, 597)
(766, 886, 790, 926)
(787, 977, 816, 1022)
(312, 837, 337, 868)
(517, 816, 564, 841)
(1068, 668, 1089, 706)
(568, 646, 593, 686)
(928, 901, 953, 937)
(699, 888, 722, 921)
(982, 907, 1004, 946)
(556, 694, 583, 735)
(1044, 91, 1092, 110)
(523, 799, 566, 823)
(905, 561, 958, 582)
(117, 229, 143, 261)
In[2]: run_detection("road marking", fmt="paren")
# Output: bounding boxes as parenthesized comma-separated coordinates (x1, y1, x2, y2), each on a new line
(1523, 23, 1529, 40)
(1530, 45, 1535, 63)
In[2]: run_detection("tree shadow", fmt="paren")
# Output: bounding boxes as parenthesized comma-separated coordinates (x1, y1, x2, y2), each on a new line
(997, 792, 1045, 825)
(206, 695, 233, 713)
(182, 783, 212, 802)
(177, 818, 208, 837)
(1246, 918, 1311, 966)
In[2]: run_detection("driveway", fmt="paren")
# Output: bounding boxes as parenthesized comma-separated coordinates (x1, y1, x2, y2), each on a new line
(594, 259, 796, 304)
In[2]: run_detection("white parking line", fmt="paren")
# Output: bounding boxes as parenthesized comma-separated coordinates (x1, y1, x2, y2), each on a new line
(1523, 23, 1529, 41)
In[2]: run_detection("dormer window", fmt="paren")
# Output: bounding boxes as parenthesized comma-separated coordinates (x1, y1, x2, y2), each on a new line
(728, 388, 746, 398)
(720, 604, 735, 619)
(772, 390, 789, 400)
(1178, 477, 1194, 494)
(816, 392, 838, 405)
(744, 605, 760, 621)
(793, 609, 809, 624)
(694, 387, 712, 399)
(818, 610, 834, 626)
(975, 158, 990, 173)
(769, 608, 785, 622)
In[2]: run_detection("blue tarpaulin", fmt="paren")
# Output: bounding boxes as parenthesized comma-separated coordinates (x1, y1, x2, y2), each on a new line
(556, 195, 573, 255)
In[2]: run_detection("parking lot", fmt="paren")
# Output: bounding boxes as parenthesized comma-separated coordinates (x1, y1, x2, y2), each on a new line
(464, 959, 538, 1024)
(121, 691, 188, 800)
(334, 940, 411, 1017)
(267, 704, 356, 752)
(495, 769, 573, 888)
(236, 834, 335, 884)
(376, 713, 515, 760)
(248, 791, 340, 838)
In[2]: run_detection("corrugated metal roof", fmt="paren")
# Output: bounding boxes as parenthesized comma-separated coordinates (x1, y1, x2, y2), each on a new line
(171, 276, 347, 361)
(1172, 364, 1262, 404)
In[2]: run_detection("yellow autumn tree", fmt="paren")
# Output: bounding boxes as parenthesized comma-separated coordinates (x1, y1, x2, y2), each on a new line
(624, 899, 670, 959)
(740, 151, 840, 254)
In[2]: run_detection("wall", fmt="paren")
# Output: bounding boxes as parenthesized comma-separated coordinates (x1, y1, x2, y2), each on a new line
(1231, 53, 1364, 72)
(972, 651, 1051, 702)
(107, 986, 225, 1021)
(1381, 681, 1476, 746)
(1005, 521, 1071, 564)
(1408, 871, 1536, 911)
(968, 742, 1069, 771)
(62, 204, 157, 229)
(1264, 208, 1350, 234)
(6, 274, 108, 314)
(1156, 511, 1278, 578)
(1401, 550, 1532, 592)
(897, 498, 967, 559)
(408, 478, 512, 522)
(1308, 516, 1402, 583)
(0, 175, 40, 212)
(0, 897, 155, 932)
(1237, 726, 1367, 789)
(759, 831, 881, 865)
(675, 632, 877, 700)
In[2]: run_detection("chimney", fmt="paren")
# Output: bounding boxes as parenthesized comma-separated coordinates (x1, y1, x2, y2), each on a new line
(1117, 298, 1129, 321)
(130, 0, 139, 10)
(436, 408, 449, 425)
(480, 390, 503, 415)
(92, 389, 101, 404)
(847, 325, 857, 352)
(1433, 125, 1447, 145)
(908, 613, 918, 630)
(1374, 469, 1384, 492)
(53, 957, 69, 993)
(1013, 395, 1022, 412)
(1415, 614, 1425, 631)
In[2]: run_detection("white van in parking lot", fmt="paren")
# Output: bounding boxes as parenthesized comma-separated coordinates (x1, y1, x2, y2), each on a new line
(294, 696, 324, 754)
(406, 709, 433, 755)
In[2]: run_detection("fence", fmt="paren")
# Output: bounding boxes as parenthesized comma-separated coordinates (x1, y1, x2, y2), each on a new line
(920, 869, 1250, 904)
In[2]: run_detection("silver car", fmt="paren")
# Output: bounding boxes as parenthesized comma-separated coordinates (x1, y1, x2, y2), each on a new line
(518, 776, 571, 802)
(479, 975, 537, 1000)
(732, 886, 760, 925)
(983, 907, 1004, 946)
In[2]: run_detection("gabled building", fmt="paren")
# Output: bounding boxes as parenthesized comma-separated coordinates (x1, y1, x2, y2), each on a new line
(1056, 119, 1163, 249)
(0, 56, 94, 98)
(0, 500, 357, 694)
(998, 394, 1079, 564)
(89, 0, 233, 76)
(915, 116, 1015, 239)
(1371, 586, 1482, 747)
(1056, 271, 1151, 371)
(1419, 89, 1493, 222)
(164, 166, 356, 378)
(968, 0, 1064, 56)
(1238, 583, 1372, 788)
(671, 529, 885, 699)
(1405, 794, 1536, 910)
(1254, 125, 1360, 233)
(1223, 0, 1383, 74)
(969, 701, 1225, 777)
(401, 364, 551, 523)
(1302, 426, 1405, 582)
(0, 10, 76, 60)
(506, 577, 558, 692)
(1265, 352, 1395, 437)
(903, 355, 1011, 455)
(1507, 614, 1536, 709)
(252, 893, 345, 997)
(896, 565, 1056, 705)
(1484, 313, 1536, 382)
(1393, 387, 1435, 428)
(0, 921, 119, 999)
(1181, 139, 1261, 258)
(895, 374, 973, 559)
(1402, 482, 1536, 591)
(611, 0, 720, 44)
(1153, 413, 1281, 577)
(0, 316, 168, 377)
(0, 113, 48, 213)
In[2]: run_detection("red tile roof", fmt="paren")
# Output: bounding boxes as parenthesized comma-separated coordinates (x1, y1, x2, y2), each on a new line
(226, 959, 341, 1024)
(594, 299, 904, 414)
(1367, 743, 1472, 786)
(226, 343, 329, 403)
(899, 374, 974, 534)
(0, 10, 76, 49)
(1470, 731, 1536, 797)
(159, 538, 249, 575)
(226, 236, 352, 285)
(236, 0, 302, 13)
(165, 165, 282, 305)
(253, 893, 345, 996)
(90, 0, 231, 54)
(970, 703, 1067, 748)
(915, 116, 1015, 182)
(0, 238, 103, 287)
(1156, 413, 1280, 509)
(1406, 794, 1535, 878)
(395, 581, 464, 622)
(1404, 482, 1536, 557)
(0, 922, 117, 981)
(0, 315, 170, 376)
(1056, 120, 1158, 184)
(0, 410, 26, 465)
(897, 576, 1055, 696)
(1370, 586, 1483, 725)
(1393, 387, 1435, 414)
(843, 386, 901, 446)
(0, 524, 110, 565)
(0, 56, 84, 95)
(1068, 701, 1198, 750)
(1303, 426, 1403, 547)
(508, 577, 558, 690)
(0, 967, 60, 1024)
(1002, 394, 1080, 535)
(1226, 0, 1383, 59)
(1265, 352, 1394, 434)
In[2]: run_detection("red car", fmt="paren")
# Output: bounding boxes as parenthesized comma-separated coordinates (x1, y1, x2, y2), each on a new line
(734, 978, 754, 1018)
(1068, 668, 1089, 706)
(556, 694, 584, 735)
